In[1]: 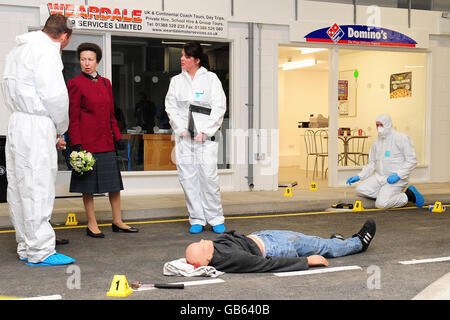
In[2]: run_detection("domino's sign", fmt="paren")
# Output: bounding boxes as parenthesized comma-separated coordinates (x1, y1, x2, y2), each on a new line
(305, 24, 417, 47)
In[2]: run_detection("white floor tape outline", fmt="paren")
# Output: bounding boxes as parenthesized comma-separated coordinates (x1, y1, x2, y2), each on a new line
(399, 256, 450, 265)
(273, 265, 362, 277)
(19, 294, 62, 300)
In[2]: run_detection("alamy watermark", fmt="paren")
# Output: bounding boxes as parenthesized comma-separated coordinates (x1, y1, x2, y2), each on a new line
(66, 265, 81, 290)
(366, 265, 381, 290)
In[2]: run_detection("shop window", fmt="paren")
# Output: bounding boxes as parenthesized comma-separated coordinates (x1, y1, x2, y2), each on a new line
(58, 37, 230, 172)
(110, 36, 230, 171)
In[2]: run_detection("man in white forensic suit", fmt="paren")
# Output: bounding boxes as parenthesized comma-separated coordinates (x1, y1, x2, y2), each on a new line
(1, 14, 75, 266)
(165, 41, 227, 234)
(346, 114, 424, 209)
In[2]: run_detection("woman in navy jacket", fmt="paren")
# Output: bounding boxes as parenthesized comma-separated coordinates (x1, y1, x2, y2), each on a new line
(68, 42, 138, 237)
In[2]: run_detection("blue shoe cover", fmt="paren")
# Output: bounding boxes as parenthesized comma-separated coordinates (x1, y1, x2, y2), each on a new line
(408, 185, 424, 207)
(26, 253, 75, 266)
(189, 224, 203, 234)
(19, 257, 27, 262)
(212, 224, 226, 234)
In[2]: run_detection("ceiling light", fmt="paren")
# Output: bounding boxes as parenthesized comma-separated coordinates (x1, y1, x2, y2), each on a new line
(161, 41, 186, 45)
(281, 59, 316, 70)
(404, 65, 424, 68)
(161, 41, 212, 46)
(299, 48, 327, 55)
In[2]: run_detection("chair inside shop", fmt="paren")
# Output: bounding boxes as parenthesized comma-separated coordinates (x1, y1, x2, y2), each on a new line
(314, 129, 329, 178)
(340, 129, 368, 166)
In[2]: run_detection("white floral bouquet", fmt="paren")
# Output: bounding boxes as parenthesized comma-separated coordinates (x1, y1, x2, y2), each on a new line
(70, 150, 96, 175)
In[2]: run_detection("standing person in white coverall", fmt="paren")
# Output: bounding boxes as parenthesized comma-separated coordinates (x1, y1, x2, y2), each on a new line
(346, 114, 424, 209)
(1, 14, 75, 266)
(165, 41, 227, 234)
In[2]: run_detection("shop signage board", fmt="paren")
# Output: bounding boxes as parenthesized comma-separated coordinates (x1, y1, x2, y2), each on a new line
(40, 3, 228, 38)
(304, 24, 417, 47)
(389, 72, 412, 99)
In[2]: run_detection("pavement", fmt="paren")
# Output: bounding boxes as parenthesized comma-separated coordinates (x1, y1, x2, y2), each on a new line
(1, 182, 450, 302)
(1, 182, 450, 228)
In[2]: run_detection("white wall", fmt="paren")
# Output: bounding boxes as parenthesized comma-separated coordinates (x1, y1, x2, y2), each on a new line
(338, 50, 427, 164)
(0, 5, 40, 136)
(278, 69, 329, 168)
(429, 35, 450, 182)
(229, 23, 290, 191)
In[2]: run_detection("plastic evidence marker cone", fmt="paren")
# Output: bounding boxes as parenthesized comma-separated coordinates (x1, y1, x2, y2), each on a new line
(429, 201, 446, 213)
(284, 187, 293, 197)
(107, 275, 133, 297)
(309, 182, 317, 191)
(65, 213, 78, 226)
(353, 201, 364, 211)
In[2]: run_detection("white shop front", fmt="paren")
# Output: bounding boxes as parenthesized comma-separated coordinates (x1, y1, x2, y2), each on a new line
(1, 1, 450, 198)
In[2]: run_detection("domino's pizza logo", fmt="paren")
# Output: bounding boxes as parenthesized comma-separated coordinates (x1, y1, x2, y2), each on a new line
(305, 24, 417, 47)
(327, 23, 344, 43)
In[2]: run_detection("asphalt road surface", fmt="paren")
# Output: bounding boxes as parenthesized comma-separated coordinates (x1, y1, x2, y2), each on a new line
(1, 206, 449, 308)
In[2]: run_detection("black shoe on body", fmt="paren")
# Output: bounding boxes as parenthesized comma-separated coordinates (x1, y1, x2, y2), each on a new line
(56, 237, 69, 245)
(353, 218, 376, 252)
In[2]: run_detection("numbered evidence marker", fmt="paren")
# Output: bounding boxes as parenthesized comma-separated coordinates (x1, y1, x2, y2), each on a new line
(107, 275, 133, 297)
(284, 187, 293, 197)
(429, 201, 446, 213)
(309, 182, 317, 191)
(65, 213, 78, 226)
(353, 201, 364, 211)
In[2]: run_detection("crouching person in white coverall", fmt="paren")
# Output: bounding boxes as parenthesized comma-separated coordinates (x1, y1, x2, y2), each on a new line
(346, 114, 424, 209)
(165, 41, 227, 234)
(1, 14, 75, 266)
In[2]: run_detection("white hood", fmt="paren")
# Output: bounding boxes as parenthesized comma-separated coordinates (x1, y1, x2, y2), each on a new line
(376, 114, 394, 139)
(16, 30, 61, 50)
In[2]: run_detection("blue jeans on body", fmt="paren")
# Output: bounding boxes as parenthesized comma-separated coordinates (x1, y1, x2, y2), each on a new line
(251, 230, 362, 258)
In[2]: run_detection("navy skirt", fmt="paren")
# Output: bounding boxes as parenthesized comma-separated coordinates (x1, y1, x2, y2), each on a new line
(69, 151, 123, 194)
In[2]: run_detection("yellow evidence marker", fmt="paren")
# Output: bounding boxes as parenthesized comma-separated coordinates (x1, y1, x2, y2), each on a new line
(107, 275, 133, 297)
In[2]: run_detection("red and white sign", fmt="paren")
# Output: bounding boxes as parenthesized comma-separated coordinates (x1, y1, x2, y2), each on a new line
(41, 3, 228, 38)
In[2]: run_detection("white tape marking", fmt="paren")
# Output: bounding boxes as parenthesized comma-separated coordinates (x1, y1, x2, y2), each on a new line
(274, 265, 362, 277)
(173, 279, 225, 286)
(19, 294, 62, 300)
(399, 256, 450, 265)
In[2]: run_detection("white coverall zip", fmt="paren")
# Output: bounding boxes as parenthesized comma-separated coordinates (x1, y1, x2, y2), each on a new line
(355, 114, 417, 209)
(165, 67, 226, 227)
(1, 31, 69, 263)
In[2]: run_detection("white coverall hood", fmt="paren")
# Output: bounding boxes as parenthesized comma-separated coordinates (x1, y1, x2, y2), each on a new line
(375, 114, 393, 139)
(16, 30, 60, 49)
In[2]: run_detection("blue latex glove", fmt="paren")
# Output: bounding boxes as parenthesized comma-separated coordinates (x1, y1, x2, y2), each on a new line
(387, 173, 400, 184)
(346, 176, 360, 186)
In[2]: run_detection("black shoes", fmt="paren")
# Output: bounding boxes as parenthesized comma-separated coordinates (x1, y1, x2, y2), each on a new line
(56, 238, 69, 245)
(112, 223, 139, 233)
(353, 218, 376, 252)
(86, 227, 105, 238)
(86, 224, 139, 237)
